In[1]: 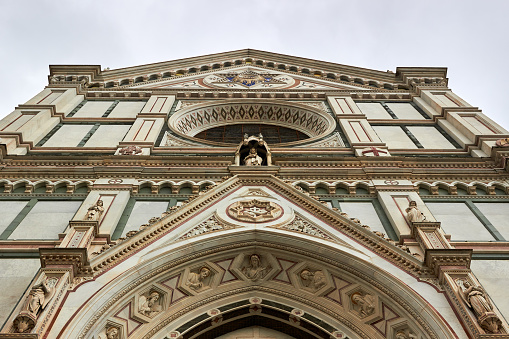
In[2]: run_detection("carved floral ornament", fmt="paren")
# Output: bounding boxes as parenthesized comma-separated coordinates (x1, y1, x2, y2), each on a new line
(227, 199, 283, 223)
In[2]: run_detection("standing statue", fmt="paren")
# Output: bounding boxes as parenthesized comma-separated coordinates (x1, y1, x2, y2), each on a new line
(460, 280, 503, 333)
(186, 267, 211, 291)
(244, 148, 262, 166)
(242, 254, 270, 281)
(139, 291, 162, 317)
(14, 278, 57, 333)
(461, 281, 493, 318)
(86, 199, 104, 221)
(23, 278, 56, 316)
(405, 201, 426, 222)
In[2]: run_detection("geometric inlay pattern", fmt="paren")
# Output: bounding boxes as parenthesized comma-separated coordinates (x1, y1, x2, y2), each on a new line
(206, 70, 289, 89)
(272, 258, 298, 284)
(370, 303, 400, 337)
(113, 303, 143, 336)
(324, 275, 352, 305)
(160, 274, 188, 306)
(172, 104, 330, 138)
(214, 258, 239, 284)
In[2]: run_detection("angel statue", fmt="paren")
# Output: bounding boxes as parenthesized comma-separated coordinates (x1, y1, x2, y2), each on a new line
(22, 278, 56, 316)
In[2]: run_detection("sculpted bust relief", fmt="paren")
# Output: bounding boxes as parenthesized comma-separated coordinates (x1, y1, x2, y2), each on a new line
(351, 292, 375, 318)
(299, 269, 326, 290)
(242, 254, 270, 281)
(186, 267, 211, 291)
(138, 291, 162, 317)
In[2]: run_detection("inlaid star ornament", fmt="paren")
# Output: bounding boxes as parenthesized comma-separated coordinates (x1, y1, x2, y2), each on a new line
(210, 70, 288, 88)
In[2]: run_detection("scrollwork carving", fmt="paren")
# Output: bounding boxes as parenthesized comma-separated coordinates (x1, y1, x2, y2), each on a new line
(282, 215, 332, 239)
(118, 145, 142, 155)
(86, 199, 104, 221)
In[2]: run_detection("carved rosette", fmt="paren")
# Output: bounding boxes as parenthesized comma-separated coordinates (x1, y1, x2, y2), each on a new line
(227, 199, 282, 223)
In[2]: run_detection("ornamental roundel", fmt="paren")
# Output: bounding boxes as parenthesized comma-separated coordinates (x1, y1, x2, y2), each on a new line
(203, 69, 295, 89)
(227, 199, 283, 223)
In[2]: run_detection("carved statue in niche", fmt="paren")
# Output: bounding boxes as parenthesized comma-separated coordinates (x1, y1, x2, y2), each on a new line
(299, 269, 326, 290)
(234, 134, 272, 166)
(86, 199, 104, 221)
(244, 147, 263, 166)
(14, 277, 57, 333)
(138, 291, 162, 317)
(405, 201, 426, 223)
(459, 280, 503, 333)
(351, 292, 375, 318)
(242, 254, 271, 281)
(186, 267, 211, 291)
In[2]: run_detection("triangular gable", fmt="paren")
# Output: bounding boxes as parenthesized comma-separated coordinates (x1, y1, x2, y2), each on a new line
(127, 66, 372, 91)
(90, 175, 421, 277)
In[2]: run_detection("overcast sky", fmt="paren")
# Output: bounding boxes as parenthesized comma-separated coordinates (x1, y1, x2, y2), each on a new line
(1, 0, 508, 130)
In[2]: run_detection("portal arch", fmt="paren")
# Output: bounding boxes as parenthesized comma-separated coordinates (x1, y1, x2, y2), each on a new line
(61, 229, 456, 339)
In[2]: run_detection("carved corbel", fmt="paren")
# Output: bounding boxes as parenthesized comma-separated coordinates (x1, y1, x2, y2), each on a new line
(39, 248, 91, 281)
(24, 185, 34, 194)
(45, 184, 54, 194)
(424, 249, 472, 282)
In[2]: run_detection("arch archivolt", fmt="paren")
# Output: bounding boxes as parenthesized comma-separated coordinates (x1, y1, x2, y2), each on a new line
(63, 234, 454, 339)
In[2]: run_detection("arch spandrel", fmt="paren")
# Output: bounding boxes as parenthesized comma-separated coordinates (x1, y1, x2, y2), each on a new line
(48, 176, 462, 339)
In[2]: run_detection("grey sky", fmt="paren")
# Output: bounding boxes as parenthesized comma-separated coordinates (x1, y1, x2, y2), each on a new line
(1, 0, 508, 130)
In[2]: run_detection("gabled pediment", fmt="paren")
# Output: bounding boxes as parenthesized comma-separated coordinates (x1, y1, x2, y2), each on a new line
(51, 49, 441, 91)
(126, 65, 375, 91)
(90, 174, 423, 277)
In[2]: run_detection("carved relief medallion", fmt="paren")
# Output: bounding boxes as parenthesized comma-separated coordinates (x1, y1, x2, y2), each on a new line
(227, 199, 283, 223)
(203, 69, 294, 89)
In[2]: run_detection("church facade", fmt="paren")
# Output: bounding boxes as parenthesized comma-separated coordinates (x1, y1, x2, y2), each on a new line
(0, 49, 508, 339)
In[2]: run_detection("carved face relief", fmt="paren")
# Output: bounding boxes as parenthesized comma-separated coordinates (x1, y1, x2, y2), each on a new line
(228, 199, 283, 223)
(106, 327, 119, 339)
(186, 267, 212, 292)
(138, 290, 163, 317)
(242, 254, 271, 281)
(350, 292, 375, 318)
(299, 269, 326, 291)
